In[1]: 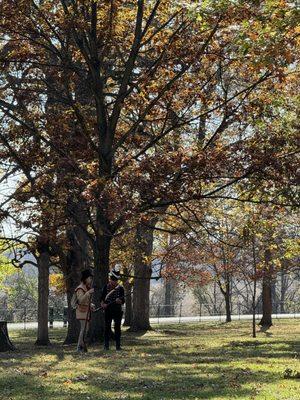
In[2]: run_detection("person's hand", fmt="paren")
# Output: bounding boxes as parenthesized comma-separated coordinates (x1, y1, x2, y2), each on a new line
(101, 302, 107, 310)
(115, 298, 122, 305)
(90, 303, 96, 311)
(88, 288, 94, 294)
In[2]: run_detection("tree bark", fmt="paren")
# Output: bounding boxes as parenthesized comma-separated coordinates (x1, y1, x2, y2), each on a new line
(130, 220, 156, 332)
(0, 321, 15, 352)
(123, 279, 133, 326)
(89, 232, 111, 342)
(224, 285, 232, 323)
(164, 278, 176, 317)
(280, 270, 288, 313)
(63, 200, 89, 344)
(64, 274, 81, 345)
(35, 244, 51, 346)
(259, 249, 273, 329)
(216, 270, 232, 323)
(252, 236, 257, 338)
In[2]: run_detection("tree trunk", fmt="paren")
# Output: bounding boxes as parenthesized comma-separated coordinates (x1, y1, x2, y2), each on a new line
(64, 277, 80, 345)
(225, 288, 231, 323)
(252, 279, 257, 338)
(123, 280, 133, 326)
(163, 234, 176, 317)
(35, 245, 51, 346)
(164, 278, 175, 317)
(64, 200, 89, 344)
(280, 270, 288, 313)
(259, 275, 273, 328)
(89, 232, 111, 342)
(216, 271, 231, 323)
(0, 321, 15, 352)
(259, 249, 273, 329)
(131, 220, 156, 332)
(252, 236, 257, 338)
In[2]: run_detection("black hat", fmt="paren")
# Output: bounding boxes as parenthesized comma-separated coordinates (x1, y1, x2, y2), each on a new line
(109, 265, 121, 281)
(81, 268, 94, 282)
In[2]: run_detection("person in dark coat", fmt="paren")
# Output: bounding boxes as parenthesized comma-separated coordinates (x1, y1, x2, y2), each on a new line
(100, 266, 125, 350)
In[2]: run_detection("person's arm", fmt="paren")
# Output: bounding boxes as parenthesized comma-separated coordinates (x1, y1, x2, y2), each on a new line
(76, 288, 92, 305)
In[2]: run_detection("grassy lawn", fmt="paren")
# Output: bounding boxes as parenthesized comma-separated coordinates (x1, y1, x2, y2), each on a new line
(0, 320, 299, 400)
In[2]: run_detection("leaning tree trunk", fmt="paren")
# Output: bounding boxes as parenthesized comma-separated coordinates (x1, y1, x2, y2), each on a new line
(35, 243, 51, 346)
(0, 321, 15, 352)
(259, 249, 273, 329)
(131, 220, 157, 332)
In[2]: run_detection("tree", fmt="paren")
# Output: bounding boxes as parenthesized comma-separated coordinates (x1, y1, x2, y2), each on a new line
(0, 0, 299, 338)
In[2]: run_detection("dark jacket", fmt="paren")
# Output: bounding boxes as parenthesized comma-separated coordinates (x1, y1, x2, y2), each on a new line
(101, 284, 125, 313)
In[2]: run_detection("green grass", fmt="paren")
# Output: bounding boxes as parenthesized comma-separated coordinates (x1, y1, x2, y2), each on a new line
(0, 320, 299, 400)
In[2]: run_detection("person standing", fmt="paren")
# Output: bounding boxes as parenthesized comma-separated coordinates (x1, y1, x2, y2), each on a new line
(75, 269, 95, 352)
(101, 267, 125, 351)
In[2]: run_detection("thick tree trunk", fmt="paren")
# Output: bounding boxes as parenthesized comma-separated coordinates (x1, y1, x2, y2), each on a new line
(89, 232, 111, 342)
(64, 200, 89, 344)
(64, 277, 80, 345)
(259, 276, 273, 328)
(35, 245, 51, 346)
(259, 249, 273, 329)
(0, 321, 15, 352)
(123, 280, 133, 326)
(131, 221, 156, 332)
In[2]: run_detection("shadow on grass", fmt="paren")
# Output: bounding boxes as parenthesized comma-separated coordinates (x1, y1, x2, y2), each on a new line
(0, 361, 277, 400)
(1, 323, 299, 400)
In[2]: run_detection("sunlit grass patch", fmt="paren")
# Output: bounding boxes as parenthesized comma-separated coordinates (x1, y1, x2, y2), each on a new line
(0, 319, 299, 400)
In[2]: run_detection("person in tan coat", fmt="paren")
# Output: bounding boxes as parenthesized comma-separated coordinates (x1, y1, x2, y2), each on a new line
(75, 269, 94, 352)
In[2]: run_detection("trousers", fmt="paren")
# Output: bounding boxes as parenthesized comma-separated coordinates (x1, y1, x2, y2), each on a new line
(104, 307, 123, 349)
(78, 320, 89, 348)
